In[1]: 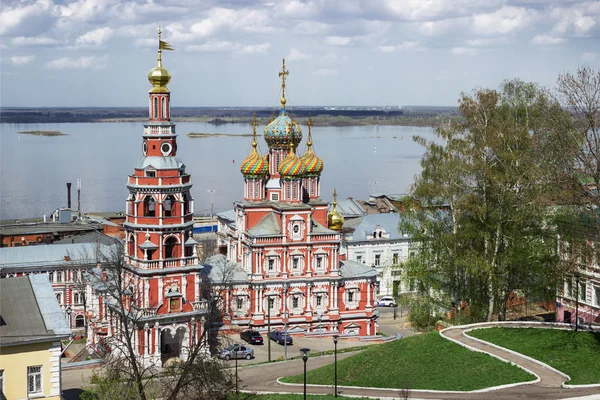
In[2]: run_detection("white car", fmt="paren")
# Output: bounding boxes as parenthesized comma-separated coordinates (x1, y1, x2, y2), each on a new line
(377, 296, 397, 307)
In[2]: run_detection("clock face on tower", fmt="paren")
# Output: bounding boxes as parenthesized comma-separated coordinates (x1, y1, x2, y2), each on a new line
(161, 142, 172, 156)
(142, 142, 148, 156)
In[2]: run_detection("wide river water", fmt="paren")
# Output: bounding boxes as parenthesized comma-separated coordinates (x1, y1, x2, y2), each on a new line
(0, 122, 435, 220)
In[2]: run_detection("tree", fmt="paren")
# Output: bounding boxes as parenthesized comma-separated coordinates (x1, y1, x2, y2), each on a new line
(80, 243, 234, 400)
(400, 79, 574, 325)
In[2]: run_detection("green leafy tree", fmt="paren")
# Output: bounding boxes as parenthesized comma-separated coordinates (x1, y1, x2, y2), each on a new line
(400, 79, 575, 326)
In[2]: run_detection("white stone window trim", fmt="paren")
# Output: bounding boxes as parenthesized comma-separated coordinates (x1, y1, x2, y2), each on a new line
(266, 256, 280, 276)
(345, 287, 360, 309)
(27, 365, 43, 395)
(233, 294, 249, 316)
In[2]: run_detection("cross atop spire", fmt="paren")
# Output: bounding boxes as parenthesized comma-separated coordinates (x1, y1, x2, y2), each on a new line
(251, 113, 258, 148)
(278, 58, 289, 109)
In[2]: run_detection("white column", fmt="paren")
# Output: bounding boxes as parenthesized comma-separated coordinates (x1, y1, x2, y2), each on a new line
(194, 273, 200, 302)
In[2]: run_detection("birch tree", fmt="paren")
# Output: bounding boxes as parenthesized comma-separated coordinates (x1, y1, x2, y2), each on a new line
(400, 79, 573, 325)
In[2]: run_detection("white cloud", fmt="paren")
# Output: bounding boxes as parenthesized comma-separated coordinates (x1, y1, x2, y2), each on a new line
(186, 41, 239, 53)
(551, 4, 598, 36)
(135, 38, 156, 48)
(377, 41, 421, 52)
(465, 38, 508, 46)
(473, 6, 534, 35)
(76, 27, 113, 46)
(451, 47, 479, 56)
(45, 56, 103, 69)
(241, 43, 271, 54)
(294, 21, 329, 35)
(11, 36, 59, 46)
(314, 69, 339, 76)
(0, 0, 55, 35)
(320, 53, 348, 65)
(188, 7, 275, 40)
(325, 36, 352, 46)
(10, 55, 35, 65)
(532, 35, 566, 45)
(287, 48, 312, 61)
(582, 52, 599, 62)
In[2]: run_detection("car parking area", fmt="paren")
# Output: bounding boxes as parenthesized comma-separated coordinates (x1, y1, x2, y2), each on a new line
(218, 331, 379, 366)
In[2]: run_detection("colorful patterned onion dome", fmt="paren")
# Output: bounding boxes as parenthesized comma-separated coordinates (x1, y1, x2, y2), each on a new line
(240, 145, 268, 178)
(264, 111, 303, 148)
(241, 114, 269, 178)
(278, 144, 305, 178)
(299, 119, 323, 175)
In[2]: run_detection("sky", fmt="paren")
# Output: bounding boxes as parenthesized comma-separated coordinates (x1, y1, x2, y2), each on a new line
(1, 0, 599, 108)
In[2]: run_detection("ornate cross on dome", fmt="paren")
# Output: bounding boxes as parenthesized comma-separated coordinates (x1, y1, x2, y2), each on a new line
(251, 113, 258, 147)
(278, 58, 289, 107)
(306, 116, 313, 146)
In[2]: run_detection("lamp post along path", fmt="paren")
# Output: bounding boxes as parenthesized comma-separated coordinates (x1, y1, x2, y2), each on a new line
(300, 347, 310, 400)
(333, 335, 339, 398)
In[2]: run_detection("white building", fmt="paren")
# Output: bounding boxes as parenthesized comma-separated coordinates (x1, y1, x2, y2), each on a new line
(343, 213, 414, 297)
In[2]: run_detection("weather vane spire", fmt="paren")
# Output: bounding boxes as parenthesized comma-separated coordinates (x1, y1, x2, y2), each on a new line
(278, 58, 289, 109)
(251, 113, 258, 148)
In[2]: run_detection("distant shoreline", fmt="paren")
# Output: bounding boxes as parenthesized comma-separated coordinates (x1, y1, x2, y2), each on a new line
(18, 130, 68, 136)
(187, 132, 253, 138)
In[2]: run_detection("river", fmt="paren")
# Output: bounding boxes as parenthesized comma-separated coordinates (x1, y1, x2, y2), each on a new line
(0, 122, 435, 220)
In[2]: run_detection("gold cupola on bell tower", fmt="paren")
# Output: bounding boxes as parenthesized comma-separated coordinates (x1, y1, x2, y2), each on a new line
(148, 26, 173, 93)
(328, 188, 344, 231)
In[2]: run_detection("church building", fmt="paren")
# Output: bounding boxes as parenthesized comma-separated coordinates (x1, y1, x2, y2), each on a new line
(216, 60, 378, 336)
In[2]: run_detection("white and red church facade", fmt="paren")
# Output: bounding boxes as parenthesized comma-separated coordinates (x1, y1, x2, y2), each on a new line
(88, 31, 208, 365)
(216, 60, 378, 337)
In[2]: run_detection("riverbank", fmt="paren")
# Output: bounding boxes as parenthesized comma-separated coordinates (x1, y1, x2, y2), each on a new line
(18, 130, 68, 136)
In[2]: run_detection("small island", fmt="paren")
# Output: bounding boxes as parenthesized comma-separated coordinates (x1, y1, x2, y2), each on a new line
(187, 132, 252, 138)
(18, 130, 68, 136)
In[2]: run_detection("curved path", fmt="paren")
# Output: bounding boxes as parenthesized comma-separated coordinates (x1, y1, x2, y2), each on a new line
(239, 322, 600, 399)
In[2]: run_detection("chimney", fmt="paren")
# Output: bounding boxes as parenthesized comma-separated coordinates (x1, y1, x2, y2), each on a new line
(66, 182, 72, 209)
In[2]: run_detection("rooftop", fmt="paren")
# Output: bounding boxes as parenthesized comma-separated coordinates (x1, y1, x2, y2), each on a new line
(0, 275, 71, 346)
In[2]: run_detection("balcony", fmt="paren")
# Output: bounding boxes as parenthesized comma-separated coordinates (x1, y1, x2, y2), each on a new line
(129, 256, 200, 270)
(191, 300, 209, 312)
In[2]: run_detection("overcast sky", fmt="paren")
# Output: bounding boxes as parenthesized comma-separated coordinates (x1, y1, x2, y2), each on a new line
(1, 0, 599, 107)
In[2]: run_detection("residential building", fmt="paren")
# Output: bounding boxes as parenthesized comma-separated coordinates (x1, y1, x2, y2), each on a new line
(557, 269, 600, 325)
(0, 274, 71, 399)
(343, 213, 413, 297)
(216, 60, 378, 336)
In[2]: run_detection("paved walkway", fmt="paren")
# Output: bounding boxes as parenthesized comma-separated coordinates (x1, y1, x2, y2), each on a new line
(238, 322, 600, 399)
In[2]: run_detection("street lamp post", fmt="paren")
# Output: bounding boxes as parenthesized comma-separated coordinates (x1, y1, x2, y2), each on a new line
(368, 181, 379, 195)
(235, 342, 239, 399)
(207, 189, 217, 226)
(284, 285, 289, 361)
(66, 306, 72, 328)
(300, 347, 310, 400)
(575, 274, 580, 332)
(333, 335, 339, 398)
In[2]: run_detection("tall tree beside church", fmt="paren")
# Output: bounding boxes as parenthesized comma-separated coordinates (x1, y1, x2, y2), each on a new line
(400, 80, 573, 324)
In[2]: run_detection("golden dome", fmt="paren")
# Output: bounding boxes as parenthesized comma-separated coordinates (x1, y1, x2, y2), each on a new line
(328, 188, 344, 230)
(148, 54, 171, 93)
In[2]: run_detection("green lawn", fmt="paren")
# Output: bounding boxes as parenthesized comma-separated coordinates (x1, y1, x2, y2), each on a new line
(469, 327, 600, 385)
(280, 332, 534, 391)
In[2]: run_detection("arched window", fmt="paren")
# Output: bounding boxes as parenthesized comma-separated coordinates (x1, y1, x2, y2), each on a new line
(162, 97, 167, 119)
(165, 236, 178, 259)
(144, 196, 156, 217)
(74, 293, 80, 304)
(75, 315, 85, 328)
(164, 195, 175, 217)
(56, 293, 62, 304)
(182, 193, 189, 215)
(56, 271, 63, 283)
(48, 272, 54, 282)
(128, 235, 135, 257)
(153, 97, 158, 119)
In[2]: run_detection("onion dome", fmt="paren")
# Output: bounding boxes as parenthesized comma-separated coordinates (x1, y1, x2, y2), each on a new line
(278, 143, 304, 178)
(148, 27, 172, 93)
(241, 114, 269, 178)
(264, 59, 302, 148)
(328, 189, 344, 230)
(299, 118, 323, 176)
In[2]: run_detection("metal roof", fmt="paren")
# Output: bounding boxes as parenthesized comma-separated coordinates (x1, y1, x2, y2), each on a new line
(248, 212, 281, 237)
(0, 241, 120, 269)
(0, 275, 71, 346)
(339, 259, 378, 278)
(336, 198, 367, 218)
(134, 156, 185, 170)
(346, 213, 410, 242)
(217, 209, 236, 223)
(203, 254, 248, 284)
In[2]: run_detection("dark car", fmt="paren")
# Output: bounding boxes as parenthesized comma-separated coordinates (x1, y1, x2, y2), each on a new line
(269, 330, 293, 345)
(240, 329, 264, 345)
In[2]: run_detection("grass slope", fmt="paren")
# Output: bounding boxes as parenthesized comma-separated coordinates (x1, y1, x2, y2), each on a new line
(469, 327, 600, 385)
(233, 395, 377, 400)
(281, 332, 533, 391)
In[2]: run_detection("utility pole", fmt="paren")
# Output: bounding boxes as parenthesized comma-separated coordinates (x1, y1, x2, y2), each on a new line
(207, 189, 217, 230)
(368, 181, 379, 195)
(77, 178, 81, 217)
(267, 296, 272, 362)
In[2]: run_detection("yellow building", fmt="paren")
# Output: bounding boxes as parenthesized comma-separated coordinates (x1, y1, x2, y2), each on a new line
(1, 275, 71, 399)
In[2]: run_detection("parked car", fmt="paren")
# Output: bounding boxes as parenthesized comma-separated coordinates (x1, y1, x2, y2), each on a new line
(218, 344, 254, 360)
(240, 329, 264, 345)
(269, 330, 293, 345)
(377, 296, 397, 307)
